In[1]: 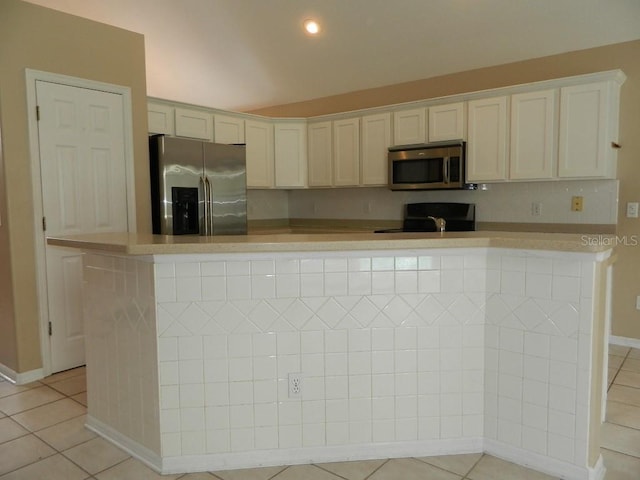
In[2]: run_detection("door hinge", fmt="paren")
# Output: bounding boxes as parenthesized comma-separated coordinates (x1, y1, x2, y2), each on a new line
(42, 216, 47, 232)
(36, 105, 40, 121)
(48, 322, 52, 336)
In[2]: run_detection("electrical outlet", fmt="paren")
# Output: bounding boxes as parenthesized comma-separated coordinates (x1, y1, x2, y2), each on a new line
(571, 196, 583, 212)
(627, 202, 639, 218)
(288, 373, 302, 398)
(531, 202, 542, 217)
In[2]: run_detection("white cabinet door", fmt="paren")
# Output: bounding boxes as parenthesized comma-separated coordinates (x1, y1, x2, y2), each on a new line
(467, 96, 508, 182)
(428, 102, 465, 142)
(175, 107, 213, 140)
(333, 118, 360, 186)
(274, 121, 307, 188)
(361, 112, 391, 186)
(393, 107, 426, 145)
(558, 82, 614, 178)
(510, 90, 556, 180)
(245, 119, 274, 188)
(148, 102, 175, 135)
(214, 114, 245, 144)
(307, 121, 333, 187)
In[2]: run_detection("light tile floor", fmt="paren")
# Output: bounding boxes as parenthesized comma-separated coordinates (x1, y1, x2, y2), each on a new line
(1, 346, 639, 479)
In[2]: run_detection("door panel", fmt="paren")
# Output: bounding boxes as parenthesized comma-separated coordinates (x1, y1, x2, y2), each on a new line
(36, 80, 128, 373)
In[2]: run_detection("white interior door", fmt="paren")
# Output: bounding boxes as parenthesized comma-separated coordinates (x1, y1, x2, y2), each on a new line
(36, 80, 128, 373)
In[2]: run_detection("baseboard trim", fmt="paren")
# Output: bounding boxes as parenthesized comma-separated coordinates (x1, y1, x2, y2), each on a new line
(160, 437, 483, 474)
(85, 416, 163, 472)
(484, 439, 603, 480)
(83, 419, 605, 480)
(0, 363, 44, 385)
(609, 335, 640, 350)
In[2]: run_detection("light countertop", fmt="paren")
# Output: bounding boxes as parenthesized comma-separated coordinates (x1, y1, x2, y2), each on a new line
(46, 231, 615, 255)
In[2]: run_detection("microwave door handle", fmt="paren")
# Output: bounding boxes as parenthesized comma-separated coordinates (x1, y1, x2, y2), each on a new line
(443, 157, 450, 184)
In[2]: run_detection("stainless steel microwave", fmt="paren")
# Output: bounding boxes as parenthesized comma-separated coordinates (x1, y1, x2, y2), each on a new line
(388, 141, 475, 191)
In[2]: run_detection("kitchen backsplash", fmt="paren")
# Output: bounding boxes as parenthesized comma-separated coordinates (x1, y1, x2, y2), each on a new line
(247, 190, 289, 220)
(248, 180, 618, 226)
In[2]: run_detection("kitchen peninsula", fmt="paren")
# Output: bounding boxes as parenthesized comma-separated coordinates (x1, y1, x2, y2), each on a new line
(48, 231, 614, 480)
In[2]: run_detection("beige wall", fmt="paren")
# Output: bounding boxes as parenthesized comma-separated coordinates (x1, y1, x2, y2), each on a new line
(252, 40, 640, 340)
(0, 0, 151, 374)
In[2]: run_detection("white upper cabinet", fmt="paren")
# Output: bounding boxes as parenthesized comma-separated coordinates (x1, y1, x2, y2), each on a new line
(148, 102, 175, 135)
(428, 102, 465, 142)
(558, 81, 618, 178)
(274, 121, 307, 188)
(361, 112, 392, 186)
(245, 119, 274, 188)
(175, 107, 213, 141)
(393, 107, 426, 145)
(148, 70, 624, 188)
(333, 118, 360, 186)
(307, 121, 333, 187)
(308, 117, 363, 187)
(214, 114, 245, 144)
(466, 96, 509, 182)
(509, 89, 557, 180)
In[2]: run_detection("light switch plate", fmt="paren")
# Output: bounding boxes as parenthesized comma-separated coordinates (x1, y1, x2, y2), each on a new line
(626, 202, 639, 218)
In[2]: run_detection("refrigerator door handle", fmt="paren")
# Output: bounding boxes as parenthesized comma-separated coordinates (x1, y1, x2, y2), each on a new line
(204, 176, 212, 235)
(200, 175, 208, 235)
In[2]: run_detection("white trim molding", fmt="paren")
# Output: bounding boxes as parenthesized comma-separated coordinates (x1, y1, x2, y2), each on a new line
(0, 363, 44, 385)
(609, 335, 640, 350)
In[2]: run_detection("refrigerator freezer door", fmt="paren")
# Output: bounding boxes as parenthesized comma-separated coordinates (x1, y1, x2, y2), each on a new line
(153, 136, 204, 235)
(203, 142, 247, 235)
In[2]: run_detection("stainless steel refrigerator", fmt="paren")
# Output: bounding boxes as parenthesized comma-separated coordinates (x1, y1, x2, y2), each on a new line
(149, 134, 247, 235)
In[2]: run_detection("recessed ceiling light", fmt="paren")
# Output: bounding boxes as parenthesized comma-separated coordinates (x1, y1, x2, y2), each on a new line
(303, 19, 320, 35)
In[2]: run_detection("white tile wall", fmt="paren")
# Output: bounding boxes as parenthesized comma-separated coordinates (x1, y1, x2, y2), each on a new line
(82, 247, 602, 475)
(147, 248, 596, 471)
(83, 254, 160, 454)
(281, 180, 618, 225)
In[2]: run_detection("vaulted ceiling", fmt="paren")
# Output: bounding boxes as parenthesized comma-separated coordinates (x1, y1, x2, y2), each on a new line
(25, 0, 640, 112)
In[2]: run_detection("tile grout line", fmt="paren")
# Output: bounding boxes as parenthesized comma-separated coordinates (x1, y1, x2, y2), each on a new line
(607, 349, 630, 392)
(461, 452, 485, 479)
(312, 462, 354, 480)
(362, 458, 390, 480)
(0, 367, 95, 479)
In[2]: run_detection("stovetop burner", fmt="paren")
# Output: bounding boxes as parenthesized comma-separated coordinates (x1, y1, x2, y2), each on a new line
(376, 202, 475, 233)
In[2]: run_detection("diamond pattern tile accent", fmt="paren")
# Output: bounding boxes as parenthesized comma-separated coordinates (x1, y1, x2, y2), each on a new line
(549, 304, 580, 337)
(283, 299, 316, 329)
(414, 296, 445, 325)
(447, 296, 480, 324)
(248, 301, 280, 331)
(214, 304, 247, 333)
(179, 304, 211, 334)
(513, 299, 547, 331)
(350, 297, 380, 327)
(317, 299, 348, 328)
(382, 297, 413, 325)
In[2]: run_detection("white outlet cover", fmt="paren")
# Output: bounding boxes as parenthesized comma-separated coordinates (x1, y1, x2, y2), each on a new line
(626, 202, 639, 218)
